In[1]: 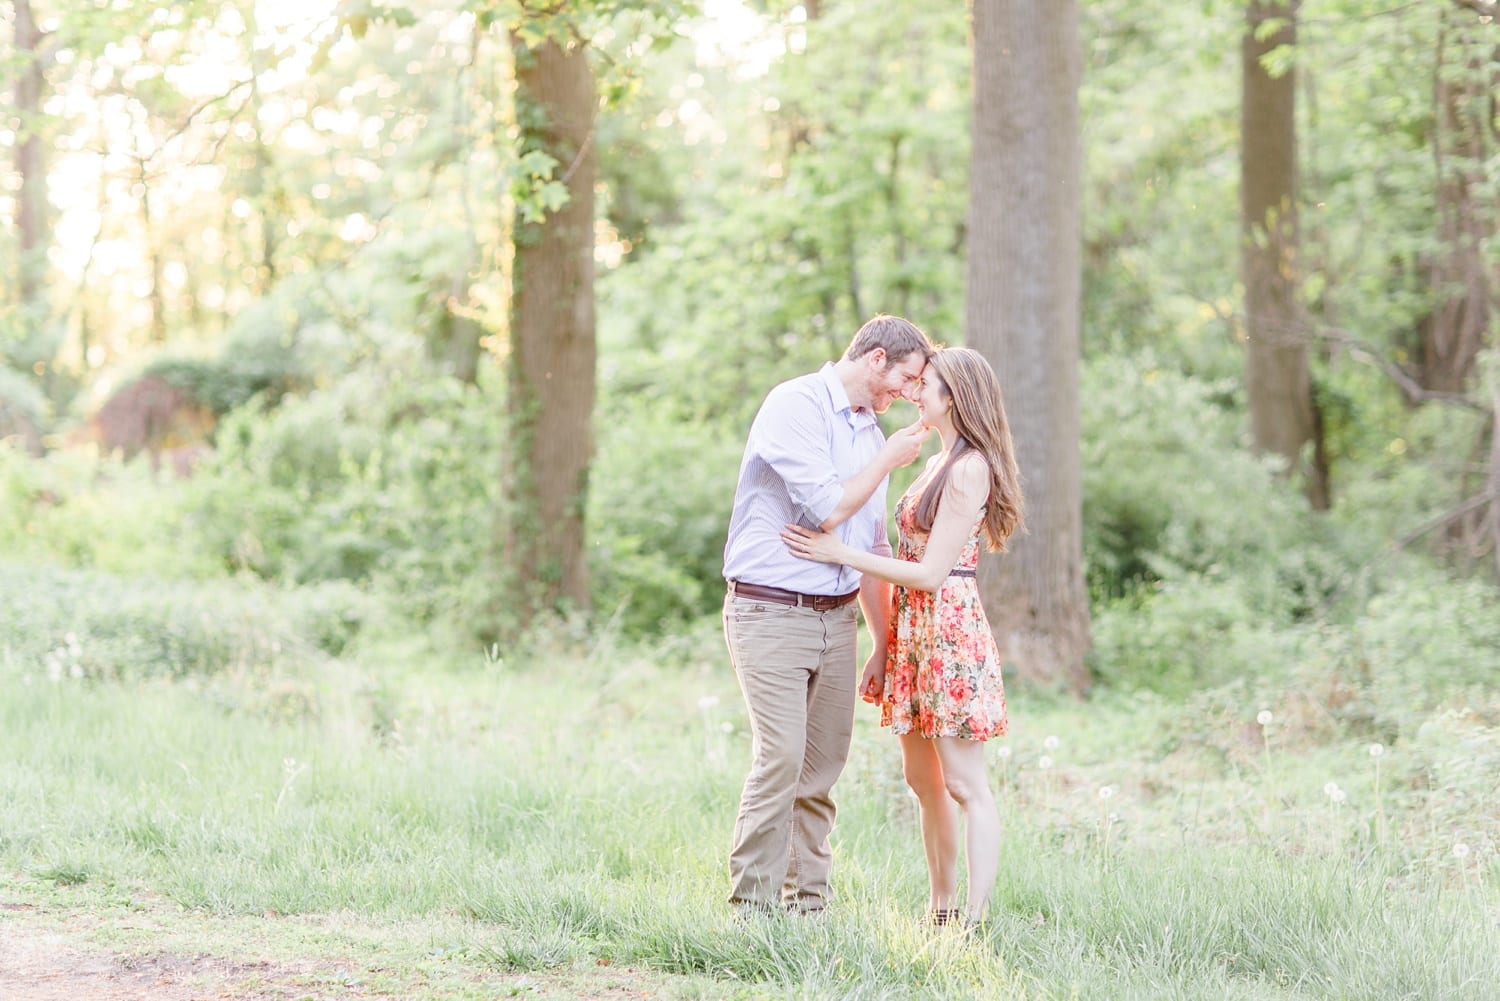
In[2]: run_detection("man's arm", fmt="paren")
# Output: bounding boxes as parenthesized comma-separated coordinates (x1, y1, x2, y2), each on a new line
(855, 529, 895, 703)
(816, 422, 929, 531)
(758, 383, 929, 532)
(785, 456, 991, 593)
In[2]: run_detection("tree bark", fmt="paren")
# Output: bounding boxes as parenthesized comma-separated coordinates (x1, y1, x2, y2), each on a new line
(13, 0, 46, 324)
(1417, 17, 1496, 394)
(508, 36, 596, 614)
(1242, 1, 1328, 508)
(137, 157, 168, 343)
(966, 0, 1092, 691)
(245, 7, 280, 294)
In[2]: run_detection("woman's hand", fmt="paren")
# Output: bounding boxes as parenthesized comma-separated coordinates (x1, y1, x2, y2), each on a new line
(781, 524, 849, 565)
(858, 651, 886, 705)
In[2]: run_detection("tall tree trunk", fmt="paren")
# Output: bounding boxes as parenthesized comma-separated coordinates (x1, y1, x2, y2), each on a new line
(244, 4, 279, 294)
(13, 0, 47, 337)
(1418, 16, 1496, 393)
(1242, 1, 1328, 509)
(137, 158, 168, 343)
(434, 20, 483, 385)
(966, 0, 1091, 691)
(507, 36, 596, 614)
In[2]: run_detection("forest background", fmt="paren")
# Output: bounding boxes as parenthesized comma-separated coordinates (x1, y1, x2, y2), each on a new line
(2, 1, 1500, 999)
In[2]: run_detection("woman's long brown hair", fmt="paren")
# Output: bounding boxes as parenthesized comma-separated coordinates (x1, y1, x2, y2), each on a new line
(911, 347, 1025, 551)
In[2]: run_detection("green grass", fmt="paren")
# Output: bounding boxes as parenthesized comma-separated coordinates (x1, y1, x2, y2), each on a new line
(2, 609, 1498, 1000)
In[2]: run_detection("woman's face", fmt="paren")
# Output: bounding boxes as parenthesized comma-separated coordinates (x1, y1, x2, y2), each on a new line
(915, 363, 951, 428)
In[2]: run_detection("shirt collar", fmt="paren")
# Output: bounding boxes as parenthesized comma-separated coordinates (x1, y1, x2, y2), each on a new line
(819, 362, 877, 429)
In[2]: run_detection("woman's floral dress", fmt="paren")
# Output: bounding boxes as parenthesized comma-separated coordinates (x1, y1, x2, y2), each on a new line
(878, 488, 1008, 741)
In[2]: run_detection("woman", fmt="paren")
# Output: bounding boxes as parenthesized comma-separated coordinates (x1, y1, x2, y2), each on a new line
(781, 346, 1023, 928)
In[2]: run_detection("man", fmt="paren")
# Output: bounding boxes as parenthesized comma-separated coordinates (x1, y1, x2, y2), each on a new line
(723, 314, 934, 915)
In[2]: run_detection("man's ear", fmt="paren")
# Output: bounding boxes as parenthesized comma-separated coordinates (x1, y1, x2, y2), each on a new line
(867, 347, 887, 371)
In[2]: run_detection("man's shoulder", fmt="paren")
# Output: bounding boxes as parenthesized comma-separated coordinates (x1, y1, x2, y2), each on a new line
(768, 367, 826, 397)
(759, 369, 831, 413)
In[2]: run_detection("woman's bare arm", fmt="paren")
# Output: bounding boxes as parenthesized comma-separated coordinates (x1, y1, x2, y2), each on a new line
(782, 455, 988, 592)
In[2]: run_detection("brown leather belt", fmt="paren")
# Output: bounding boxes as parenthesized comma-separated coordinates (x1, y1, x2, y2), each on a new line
(728, 580, 860, 611)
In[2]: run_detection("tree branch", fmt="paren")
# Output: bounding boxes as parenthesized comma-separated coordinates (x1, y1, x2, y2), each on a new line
(160, 78, 255, 148)
(1313, 325, 1489, 411)
(1394, 492, 1493, 550)
(1486, 357, 1500, 578)
(1450, 0, 1498, 18)
(559, 129, 594, 185)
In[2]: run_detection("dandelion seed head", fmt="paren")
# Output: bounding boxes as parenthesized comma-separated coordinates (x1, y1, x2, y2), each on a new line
(697, 695, 720, 712)
(1043, 735, 1060, 751)
(1369, 743, 1384, 758)
(1454, 842, 1471, 859)
(1324, 782, 1346, 804)
(1038, 755, 1053, 770)
(720, 721, 734, 733)
(995, 746, 1012, 760)
(1098, 785, 1114, 800)
(1256, 710, 1273, 726)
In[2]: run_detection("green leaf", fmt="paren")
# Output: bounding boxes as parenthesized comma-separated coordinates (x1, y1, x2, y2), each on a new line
(518, 150, 559, 179)
(538, 180, 570, 213)
(1253, 16, 1291, 43)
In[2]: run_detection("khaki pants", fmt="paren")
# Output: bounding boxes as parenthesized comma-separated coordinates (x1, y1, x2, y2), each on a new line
(723, 592, 859, 912)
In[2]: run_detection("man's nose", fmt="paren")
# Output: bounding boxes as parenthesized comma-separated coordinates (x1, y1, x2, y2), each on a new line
(903, 384, 921, 401)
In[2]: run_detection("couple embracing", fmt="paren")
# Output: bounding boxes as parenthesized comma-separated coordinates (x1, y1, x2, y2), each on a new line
(722, 314, 1023, 928)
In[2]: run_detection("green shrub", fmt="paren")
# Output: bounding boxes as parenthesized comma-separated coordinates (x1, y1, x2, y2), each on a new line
(587, 395, 740, 634)
(0, 367, 46, 453)
(1302, 567, 1500, 735)
(1081, 353, 1345, 608)
(184, 369, 520, 644)
(0, 443, 224, 578)
(1087, 576, 1295, 694)
(0, 563, 365, 681)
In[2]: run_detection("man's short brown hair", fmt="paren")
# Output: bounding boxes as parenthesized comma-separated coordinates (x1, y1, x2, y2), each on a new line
(843, 314, 934, 367)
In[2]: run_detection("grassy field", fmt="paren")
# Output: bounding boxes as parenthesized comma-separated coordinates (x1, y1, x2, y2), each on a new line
(3, 604, 1499, 1000)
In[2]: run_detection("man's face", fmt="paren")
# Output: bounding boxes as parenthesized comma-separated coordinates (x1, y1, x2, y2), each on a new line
(867, 349, 927, 413)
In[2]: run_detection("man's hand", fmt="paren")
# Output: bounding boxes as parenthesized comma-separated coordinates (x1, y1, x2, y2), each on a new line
(880, 421, 929, 470)
(859, 650, 886, 704)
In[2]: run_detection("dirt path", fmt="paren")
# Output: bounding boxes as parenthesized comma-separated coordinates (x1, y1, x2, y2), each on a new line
(0, 915, 300, 1000)
(0, 900, 673, 1000)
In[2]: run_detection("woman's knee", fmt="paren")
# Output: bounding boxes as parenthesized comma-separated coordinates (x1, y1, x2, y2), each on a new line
(902, 761, 945, 801)
(934, 740, 994, 806)
(942, 771, 994, 808)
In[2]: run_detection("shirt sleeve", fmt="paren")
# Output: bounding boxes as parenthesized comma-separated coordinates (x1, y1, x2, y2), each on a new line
(753, 383, 844, 527)
(870, 516, 893, 558)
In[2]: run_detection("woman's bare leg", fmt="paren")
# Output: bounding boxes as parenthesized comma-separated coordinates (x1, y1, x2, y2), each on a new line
(934, 736, 1000, 922)
(898, 731, 959, 913)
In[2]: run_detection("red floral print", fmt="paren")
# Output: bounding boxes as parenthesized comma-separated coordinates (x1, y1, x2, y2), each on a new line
(878, 491, 1008, 741)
